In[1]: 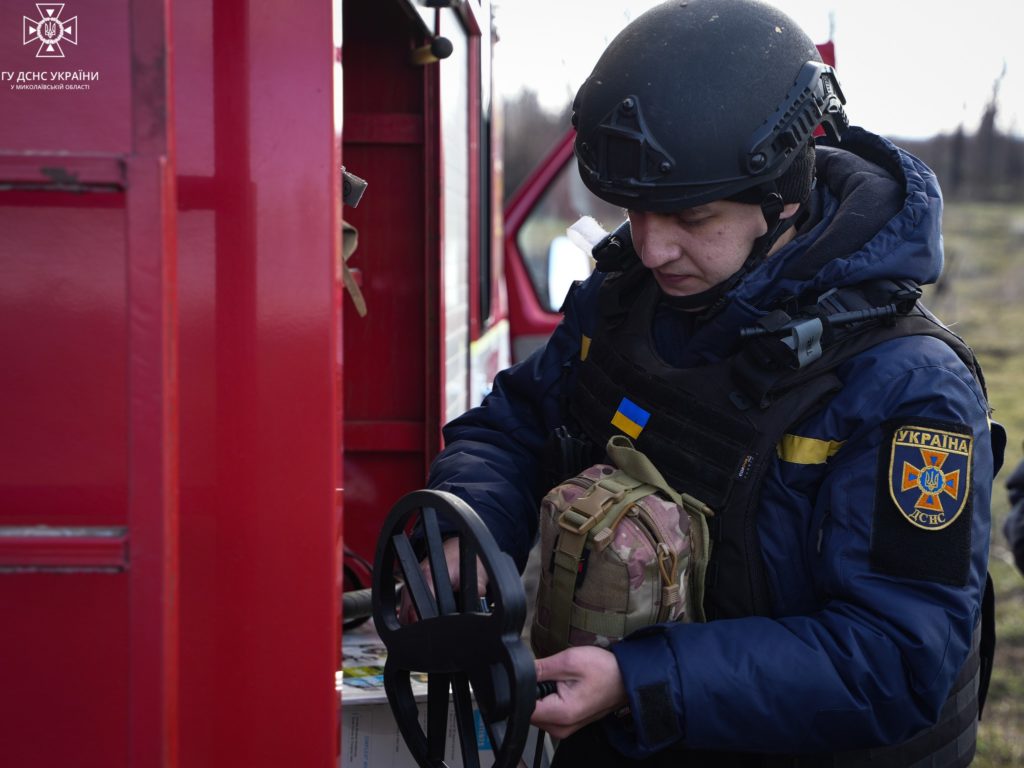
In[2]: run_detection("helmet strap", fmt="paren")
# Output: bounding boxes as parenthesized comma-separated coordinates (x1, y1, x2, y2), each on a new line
(760, 190, 786, 230)
(752, 189, 788, 257)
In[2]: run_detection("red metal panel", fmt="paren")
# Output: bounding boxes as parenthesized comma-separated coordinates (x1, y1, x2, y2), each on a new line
(0, 572, 130, 768)
(125, 158, 178, 768)
(0, 0, 133, 153)
(3, 0, 341, 763)
(341, 0, 442, 560)
(0, 198, 131, 525)
(126, 8, 180, 766)
(0, 0, 176, 764)
(126, 0, 179, 765)
(818, 40, 836, 67)
(0, 527, 129, 569)
(0, 189, 135, 765)
(173, 0, 341, 764)
(0, 155, 124, 188)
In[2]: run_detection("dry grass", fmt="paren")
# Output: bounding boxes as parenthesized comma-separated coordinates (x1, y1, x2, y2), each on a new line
(926, 201, 1024, 766)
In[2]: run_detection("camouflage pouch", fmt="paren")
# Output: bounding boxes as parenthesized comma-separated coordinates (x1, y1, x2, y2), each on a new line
(531, 435, 713, 658)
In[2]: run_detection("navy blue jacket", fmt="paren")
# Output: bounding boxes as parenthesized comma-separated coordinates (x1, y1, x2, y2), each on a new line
(427, 128, 996, 755)
(1003, 458, 1024, 573)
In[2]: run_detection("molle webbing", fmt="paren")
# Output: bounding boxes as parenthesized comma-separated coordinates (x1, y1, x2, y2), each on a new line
(531, 436, 713, 659)
(544, 471, 660, 653)
(572, 339, 753, 509)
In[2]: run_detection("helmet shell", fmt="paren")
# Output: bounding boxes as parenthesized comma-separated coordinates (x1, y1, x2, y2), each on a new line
(572, 0, 846, 211)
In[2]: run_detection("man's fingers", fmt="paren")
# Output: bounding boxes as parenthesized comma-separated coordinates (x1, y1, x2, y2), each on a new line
(535, 656, 560, 683)
(397, 537, 489, 623)
(531, 682, 568, 723)
(535, 647, 584, 681)
(441, 537, 490, 596)
(530, 647, 628, 740)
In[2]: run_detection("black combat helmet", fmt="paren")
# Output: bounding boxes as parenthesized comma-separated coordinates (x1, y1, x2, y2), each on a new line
(572, 0, 848, 213)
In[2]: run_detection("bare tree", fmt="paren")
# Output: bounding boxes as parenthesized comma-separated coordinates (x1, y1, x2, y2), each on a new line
(974, 62, 1010, 198)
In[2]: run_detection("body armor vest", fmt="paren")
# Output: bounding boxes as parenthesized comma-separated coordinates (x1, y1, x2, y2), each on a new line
(562, 264, 990, 767)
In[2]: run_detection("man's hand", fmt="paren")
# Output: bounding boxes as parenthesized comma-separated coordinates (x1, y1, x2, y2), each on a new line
(398, 536, 489, 622)
(531, 646, 628, 739)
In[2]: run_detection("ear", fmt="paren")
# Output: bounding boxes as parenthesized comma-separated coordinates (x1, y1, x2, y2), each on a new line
(779, 202, 801, 221)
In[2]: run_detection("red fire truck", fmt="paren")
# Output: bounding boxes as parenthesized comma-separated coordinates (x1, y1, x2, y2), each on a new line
(0, 0, 566, 764)
(0, 0, 835, 764)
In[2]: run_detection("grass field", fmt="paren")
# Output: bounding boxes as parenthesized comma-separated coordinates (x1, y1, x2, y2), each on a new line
(927, 201, 1024, 766)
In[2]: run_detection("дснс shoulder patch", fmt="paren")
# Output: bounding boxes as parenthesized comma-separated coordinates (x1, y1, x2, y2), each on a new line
(871, 420, 974, 585)
(889, 423, 972, 530)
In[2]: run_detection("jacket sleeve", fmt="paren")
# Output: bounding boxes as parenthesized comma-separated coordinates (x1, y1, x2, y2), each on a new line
(426, 276, 600, 570)
(606, 335, 995, 756)
(1003, 457, 1024, 575)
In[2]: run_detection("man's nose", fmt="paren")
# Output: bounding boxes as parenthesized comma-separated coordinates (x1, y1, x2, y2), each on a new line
(638, 215, 683, 269)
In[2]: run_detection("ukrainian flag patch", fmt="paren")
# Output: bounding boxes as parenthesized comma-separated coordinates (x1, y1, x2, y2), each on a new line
(611, 397, 650, 439)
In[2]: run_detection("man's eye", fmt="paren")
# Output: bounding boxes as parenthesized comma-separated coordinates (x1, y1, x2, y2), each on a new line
(678, 214, 711, 226)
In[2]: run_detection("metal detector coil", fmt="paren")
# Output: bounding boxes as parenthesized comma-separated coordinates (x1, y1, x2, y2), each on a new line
(371, 490, 537, 768)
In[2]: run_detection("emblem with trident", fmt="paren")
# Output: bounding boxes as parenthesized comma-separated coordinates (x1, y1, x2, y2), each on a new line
(23, 4, 78, 59)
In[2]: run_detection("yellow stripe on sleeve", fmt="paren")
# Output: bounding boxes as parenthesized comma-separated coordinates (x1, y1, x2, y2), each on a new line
(777, 434, 845, 465)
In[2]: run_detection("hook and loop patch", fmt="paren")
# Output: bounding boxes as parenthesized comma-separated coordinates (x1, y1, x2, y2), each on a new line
(872, 420, 974, 586)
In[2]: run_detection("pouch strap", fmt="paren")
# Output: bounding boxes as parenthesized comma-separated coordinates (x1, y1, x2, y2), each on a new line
(570, 603, 630, 638)
(549, 472, 653, 652)
(605, 435, 714, 622)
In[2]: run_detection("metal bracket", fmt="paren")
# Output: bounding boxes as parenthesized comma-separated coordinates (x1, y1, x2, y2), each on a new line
(781, 317, 824, 368)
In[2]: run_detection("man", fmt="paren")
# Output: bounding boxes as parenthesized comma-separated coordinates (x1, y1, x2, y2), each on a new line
(1003, 457, 1024, 574)
(427, 0, 1000, 764)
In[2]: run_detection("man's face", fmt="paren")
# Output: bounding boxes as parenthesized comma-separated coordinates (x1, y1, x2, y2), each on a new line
(627, 200, 778, 298)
